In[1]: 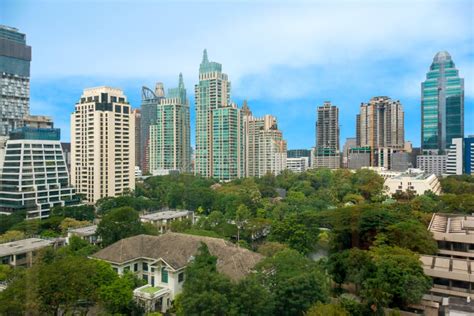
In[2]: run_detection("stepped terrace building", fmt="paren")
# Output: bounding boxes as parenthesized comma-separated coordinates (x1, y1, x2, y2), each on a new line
(421, 213, 474, 299)
(91, 233, 263, 313)
(0, 126, 77, 219)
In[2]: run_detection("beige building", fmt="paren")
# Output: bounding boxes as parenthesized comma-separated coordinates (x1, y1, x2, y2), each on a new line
(421, 213, 474, 299)
(91, 233, 263, 313)
(382, 168, 442, 195)
(71, 87, 135, 204)
(356, 96, 404, 167)
(244, 104, 287, 177)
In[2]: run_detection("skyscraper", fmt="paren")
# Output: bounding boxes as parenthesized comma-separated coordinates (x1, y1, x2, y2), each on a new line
(356, 96, 404, 167)
(71, 87, 135, 204)
(149, 74, 191, 174)
(194, 50, 244, 181)
(314, 101, 340, 169)
(244, 103, 287, 177)
(421, 51, 464, 154)
(0, 25, 32, 136)
(140, 83, 165, 174)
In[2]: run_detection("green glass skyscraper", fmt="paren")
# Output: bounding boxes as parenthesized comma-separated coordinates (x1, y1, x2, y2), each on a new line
(194, 50, 244, 180)
(149, 74, 191, 174)
(421, 51, 464, 153)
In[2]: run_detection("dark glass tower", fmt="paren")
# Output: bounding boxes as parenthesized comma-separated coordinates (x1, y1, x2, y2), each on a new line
(421, 51, 464, 154)
(0, 25, 32, 136)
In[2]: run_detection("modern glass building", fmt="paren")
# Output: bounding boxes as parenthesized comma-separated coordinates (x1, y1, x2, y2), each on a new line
(421, 51, 464, 154)
(140, 84, 165, 173)
(0, 25, 32, 136)
(149, 74, 191, 174)
(194, 50, 244, 181)
(0, 127, 78, 219)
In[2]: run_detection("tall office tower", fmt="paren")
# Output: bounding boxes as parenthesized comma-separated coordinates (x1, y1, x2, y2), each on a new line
(71, 87, 135, 204)
(133, 109, 141, 173)
(140, 83, 165, 173)
(421, 51, 464, 154)
(195, 50, 244, 180)
(356, 96, 404, 167)
(0, 25, 32, 136)
(342, 137, 356, 168)
(0, 126, 77, 219)
(244, 105, 287, 177)
(149, 74, 191, 175)
(314, 101, 340, 169)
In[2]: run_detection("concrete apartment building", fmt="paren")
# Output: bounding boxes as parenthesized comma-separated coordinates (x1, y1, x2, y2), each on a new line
(356, 96, 404, 168)
(0, 25, 31, 137)
(314, 101, 340, 169)
(91, 233, 263, 313)
(71, 87, 135, 204)
(417, 154, 447, 176)
(244, 104, 287, 177)
(421, 213, 474, 300)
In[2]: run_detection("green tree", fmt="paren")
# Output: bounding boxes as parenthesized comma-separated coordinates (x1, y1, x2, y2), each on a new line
(99, 272, 143, 315)
(97, 207, 145, 246)
(232, 276, 274, 316)
(235, 204, 251, 243)
(177, 243, 234, 316)
(51, 204, 95, 221)
(256, 249, 329, 316)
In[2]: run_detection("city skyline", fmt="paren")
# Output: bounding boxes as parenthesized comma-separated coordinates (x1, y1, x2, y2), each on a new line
(1, 0, 473, 149)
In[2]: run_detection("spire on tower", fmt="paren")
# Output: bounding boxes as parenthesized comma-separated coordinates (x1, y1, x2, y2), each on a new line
(202, 49, 209, 63)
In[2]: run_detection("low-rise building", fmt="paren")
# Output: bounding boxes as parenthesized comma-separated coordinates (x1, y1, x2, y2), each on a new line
(384, 169, 441, 196)
(140, 210, 194, 234)
(421, 213, 474, 299)
(67, 225, 99, 244)
(0, 238, 55, 267)
(417, 154, 447, 176)
(286, 157, 309, 173)
(91, 233, 263, 313)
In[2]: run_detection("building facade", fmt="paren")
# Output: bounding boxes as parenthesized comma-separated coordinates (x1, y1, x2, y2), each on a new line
(71, 87, 135, 204)
(446, 138, 463, 175)
(0, 127, 77, 219)
(194, 50, 244, 181)
(133, 108, 141, 174)
(342, 137, 356, 168)
(286, 157, 309, 173)
(421, 51, 464, 154)
(0, 25, 32, 136)
(384, 170, 441, 196)
(465, 136, 474, 175)
(356, 96, 404, 167)
(417, 154, 447, 176)
(149, 74, 191, 175)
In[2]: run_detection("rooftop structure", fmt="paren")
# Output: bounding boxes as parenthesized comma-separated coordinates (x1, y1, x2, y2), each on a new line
(384, 169, 441, 195)
(140, 210, 194, 234)
(0, 238, 54, 267)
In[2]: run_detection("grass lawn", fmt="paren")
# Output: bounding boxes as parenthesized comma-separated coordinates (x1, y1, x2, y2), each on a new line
(139, 286, 163, 294)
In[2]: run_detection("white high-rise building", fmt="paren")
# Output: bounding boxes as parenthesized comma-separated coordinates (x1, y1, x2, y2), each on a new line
(71, 87, 135, 204)
(446, 138, 463, 175)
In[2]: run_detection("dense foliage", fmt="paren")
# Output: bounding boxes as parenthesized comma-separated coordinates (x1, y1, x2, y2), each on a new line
(0, 171, 471, 315)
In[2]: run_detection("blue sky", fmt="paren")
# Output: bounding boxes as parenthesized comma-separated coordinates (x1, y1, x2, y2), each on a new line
(1, 0, 473, 149)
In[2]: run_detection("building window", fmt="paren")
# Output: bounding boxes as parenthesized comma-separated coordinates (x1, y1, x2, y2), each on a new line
(143, 274, 148, 283)
(143, 262, 148, 271)
(161, 267, 168, 283)
(134, 263, 138, 271)
(178, 272, 184, 283)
